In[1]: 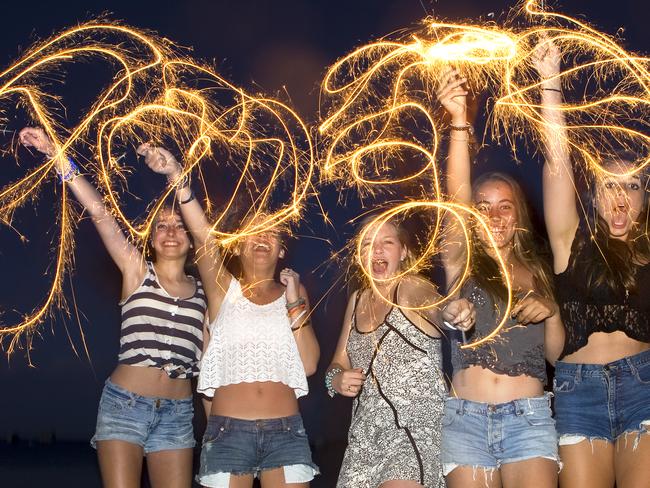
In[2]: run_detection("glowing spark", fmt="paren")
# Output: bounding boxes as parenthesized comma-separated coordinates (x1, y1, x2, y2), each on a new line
(0, 22, 314, 355)
(319, 0, 648, 348)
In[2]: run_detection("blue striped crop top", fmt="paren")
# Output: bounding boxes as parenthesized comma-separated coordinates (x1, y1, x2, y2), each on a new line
(117, 261, 207, 379)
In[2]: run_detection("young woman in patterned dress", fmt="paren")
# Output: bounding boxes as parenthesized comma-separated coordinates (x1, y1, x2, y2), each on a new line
(326, 217, 475, 488)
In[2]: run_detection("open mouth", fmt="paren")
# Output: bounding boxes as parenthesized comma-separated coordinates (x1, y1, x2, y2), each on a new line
(161, 240, 180, 247)
(371, 259, 388, 274)
(611, 204, 629, 229)
(253, 242, 271, 252)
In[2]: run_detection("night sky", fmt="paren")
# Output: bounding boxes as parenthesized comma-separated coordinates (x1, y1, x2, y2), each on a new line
(0, 0, 644, 448)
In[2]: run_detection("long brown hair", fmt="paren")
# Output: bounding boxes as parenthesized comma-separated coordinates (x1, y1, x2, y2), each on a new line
(582, 153, 650, 294)
(469, 172, 554, 302)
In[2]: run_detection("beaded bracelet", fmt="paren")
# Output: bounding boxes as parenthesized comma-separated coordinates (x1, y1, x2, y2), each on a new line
(325, 367, 342, 398)
(58, 157, 79, 183)
(286, 297, 306, 310)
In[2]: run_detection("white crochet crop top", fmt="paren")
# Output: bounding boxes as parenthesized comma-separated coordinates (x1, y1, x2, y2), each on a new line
(197, 277, 308, 398)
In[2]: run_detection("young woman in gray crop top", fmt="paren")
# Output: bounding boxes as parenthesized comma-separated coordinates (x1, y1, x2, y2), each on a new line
(19, 129, 206, 488)
(538, 41, 650, 488)
(143, 145, 320, 488)
(436, 66, 564, 488)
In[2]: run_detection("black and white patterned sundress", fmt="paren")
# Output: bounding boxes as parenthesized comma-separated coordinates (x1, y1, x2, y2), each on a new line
(336, 288, 447, 488)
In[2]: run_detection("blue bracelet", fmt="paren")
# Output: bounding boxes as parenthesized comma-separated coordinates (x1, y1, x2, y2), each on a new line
(325, 367, 342, 398)
(58, 156, 79, 183)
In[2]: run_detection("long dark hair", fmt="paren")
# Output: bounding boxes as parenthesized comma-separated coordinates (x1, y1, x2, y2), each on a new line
(470, 172, 554, 303)
(581, 153, 650, 294)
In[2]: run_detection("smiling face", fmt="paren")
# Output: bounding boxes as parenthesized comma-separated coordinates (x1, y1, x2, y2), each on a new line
(238, 229, 284, 270)
(473, 179, 519, 250)
(594, 165, 645, 240)
(360, 221, 408, 281)
(150, 208, 191, 260)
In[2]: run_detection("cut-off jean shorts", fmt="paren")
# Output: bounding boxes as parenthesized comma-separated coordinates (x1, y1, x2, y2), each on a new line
(91, 379, 195, 453)
(554, 348, 650, 447)
(198, 414, 319, 488)
(441, 393, 559, 476)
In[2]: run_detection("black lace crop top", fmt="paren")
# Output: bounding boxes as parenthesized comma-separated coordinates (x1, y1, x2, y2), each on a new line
(451, 279, 547, 384)
(554, 229, 650, 359)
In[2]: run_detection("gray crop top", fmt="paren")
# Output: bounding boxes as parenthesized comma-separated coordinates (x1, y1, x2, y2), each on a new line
(450, 279, 547, 384)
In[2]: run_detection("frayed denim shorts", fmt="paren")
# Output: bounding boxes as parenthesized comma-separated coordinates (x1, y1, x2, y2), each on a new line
(90, 379, 195, 453)
(197, 414, 319, 488)
(554, 349, 650, 446)
(441, 393, 558, 475)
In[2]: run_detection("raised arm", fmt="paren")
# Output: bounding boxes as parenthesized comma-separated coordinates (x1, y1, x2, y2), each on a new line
(19, 127, 145, 295)
(138, 143, 232, 320)
(436, 70, 472, 284)
(533, 40, 579, 273)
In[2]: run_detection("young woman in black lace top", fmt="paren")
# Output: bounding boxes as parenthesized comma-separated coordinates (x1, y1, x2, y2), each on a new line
(537, 41, 650, 488)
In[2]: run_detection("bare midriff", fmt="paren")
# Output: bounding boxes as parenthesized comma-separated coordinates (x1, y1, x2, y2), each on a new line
(451, 365, 544, 404)
(110, 364, 192, 399)
(210, 381, 299, 419)
(563, 331, 650, 365)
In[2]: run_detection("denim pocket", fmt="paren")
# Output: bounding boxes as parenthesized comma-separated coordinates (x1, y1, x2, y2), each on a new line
(523, 407, 555, 427)
(441, 410, 456, 428)
(202, 418, 228, 444)
(553, 376, 577, 394)
(632, 361, 650, 385)
(288, 426, 308, 440)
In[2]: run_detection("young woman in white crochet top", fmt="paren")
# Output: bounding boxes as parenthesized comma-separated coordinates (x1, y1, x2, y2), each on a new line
(142, 145, 320, 488)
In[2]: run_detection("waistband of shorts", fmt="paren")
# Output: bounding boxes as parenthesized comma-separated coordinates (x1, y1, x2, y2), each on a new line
(555, 348, 650, 377)
(444, 392, 552, 415)
(206, 414, 304, 433)
(104, 378, 192, 405)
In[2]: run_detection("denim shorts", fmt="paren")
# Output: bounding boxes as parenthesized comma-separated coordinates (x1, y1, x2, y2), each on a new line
(90, 379, 195, 453)
(441, 393, 558, 475)
(554, 349, 650, 446)
(197, 415, 319, 487)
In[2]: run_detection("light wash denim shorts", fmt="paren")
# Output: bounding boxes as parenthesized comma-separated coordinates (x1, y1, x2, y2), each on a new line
(90, 379, 195, 453)
(554, 349, 650, 447)
(197, 414, 319, 488)
(441, 393, 559, 475)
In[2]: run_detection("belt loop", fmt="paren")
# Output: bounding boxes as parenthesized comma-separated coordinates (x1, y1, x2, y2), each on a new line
(282, 416, 290, 431)
(224, 417, 231, 431)
(575, 364, 582, 383)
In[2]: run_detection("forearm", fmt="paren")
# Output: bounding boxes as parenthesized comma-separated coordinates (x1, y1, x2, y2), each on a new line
(446, 115, 472, 205)
(544, 312, 565, 365)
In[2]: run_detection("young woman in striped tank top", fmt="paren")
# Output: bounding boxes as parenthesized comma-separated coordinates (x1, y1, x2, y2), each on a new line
(19, 128, 207, 488)
(141, 145, 320, 488)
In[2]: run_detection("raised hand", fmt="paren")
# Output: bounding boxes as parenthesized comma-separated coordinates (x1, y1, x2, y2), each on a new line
(279, 267, 301, 303)
(436, 69, 469, 125)
(18, 127, 56, 156)
(532, 36, 561, 82)
(137, 143, 182, 180)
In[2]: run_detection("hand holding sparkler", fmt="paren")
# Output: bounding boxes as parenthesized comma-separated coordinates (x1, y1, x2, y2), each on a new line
(510, 291, 559, 325)
(18, 127, 56, 157)
(442, 298, 476, 332)
(436, 69, 469, 125)
(136, 143, 183, 183)
(532, 36, 561, 94)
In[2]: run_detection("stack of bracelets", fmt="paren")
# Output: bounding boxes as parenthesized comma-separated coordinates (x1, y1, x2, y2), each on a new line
(287, 297, 306, 331)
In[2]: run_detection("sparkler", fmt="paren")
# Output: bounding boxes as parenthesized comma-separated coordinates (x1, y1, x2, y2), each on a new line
(0, 23, 314, 355)
(319, 0, 648, 348)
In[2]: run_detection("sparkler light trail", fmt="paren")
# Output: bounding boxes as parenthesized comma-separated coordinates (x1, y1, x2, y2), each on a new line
(319, 0, 649, 348)
(0, 23, 314, 356)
